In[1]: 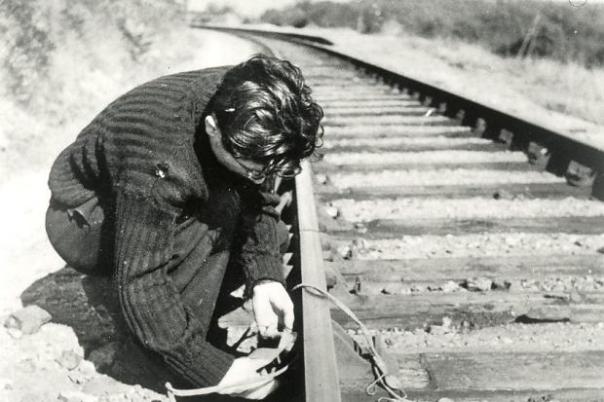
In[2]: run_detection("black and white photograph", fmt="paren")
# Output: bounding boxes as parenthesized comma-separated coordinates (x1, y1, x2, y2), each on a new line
(2, 0, 604, 401)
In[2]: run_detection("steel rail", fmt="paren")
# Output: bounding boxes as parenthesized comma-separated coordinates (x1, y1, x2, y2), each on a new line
(294, 160, 342, 402)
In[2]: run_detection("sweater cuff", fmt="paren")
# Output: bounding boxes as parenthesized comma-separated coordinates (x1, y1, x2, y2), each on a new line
(164, 331, 235, 386)
(243, 253, 284, 298)
(245, 253, 284, 284)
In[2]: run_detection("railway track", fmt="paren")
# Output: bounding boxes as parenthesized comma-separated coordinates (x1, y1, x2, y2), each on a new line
(197, 27, 604, 401)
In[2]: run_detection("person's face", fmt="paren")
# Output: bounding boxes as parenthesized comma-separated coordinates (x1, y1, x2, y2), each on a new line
(204, 114, 270, 185)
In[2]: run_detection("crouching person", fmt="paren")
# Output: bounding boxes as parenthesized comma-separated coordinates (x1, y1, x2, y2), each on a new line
(45, 54, 323, 399)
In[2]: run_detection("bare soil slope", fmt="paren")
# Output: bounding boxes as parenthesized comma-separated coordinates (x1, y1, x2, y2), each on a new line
(0, 29, 261, 402)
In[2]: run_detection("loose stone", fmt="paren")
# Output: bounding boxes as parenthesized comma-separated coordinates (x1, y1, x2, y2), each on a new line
(55, 350, 82, 371)
(315, 173, 329, 184)
(462, 277, 493, 292)
(57, 391, 98, 402)
(4, 305, 52, 335)
(324, 205, 340, 219)
(337, 245, 353, 260)
(442, 281, 461, 292)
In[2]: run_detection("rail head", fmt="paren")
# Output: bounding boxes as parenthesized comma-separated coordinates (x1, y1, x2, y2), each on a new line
(295, 160, 342, 402)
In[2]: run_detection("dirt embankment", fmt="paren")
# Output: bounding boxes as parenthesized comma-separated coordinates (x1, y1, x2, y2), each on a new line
(1, 6, 262, 399)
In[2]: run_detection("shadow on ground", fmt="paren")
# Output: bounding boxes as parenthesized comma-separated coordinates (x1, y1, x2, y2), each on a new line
(19, 266, 303, 401)
(20, 266, 179, 392)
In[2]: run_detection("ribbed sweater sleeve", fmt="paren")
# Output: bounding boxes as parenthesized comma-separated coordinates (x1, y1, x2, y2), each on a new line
(236, 182, 284, 293)
(48, 127, 104, 206)
(101, 68, 237, 386)
(114, 189, 234, 386)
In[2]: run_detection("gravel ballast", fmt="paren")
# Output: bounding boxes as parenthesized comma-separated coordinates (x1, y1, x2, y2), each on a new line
(324, 115, 453, 126)
(323, 150, 527, 165)
(335, 233, 604, 259)
(349, 322, 604, 354)
(351, 275, 604, 295)
(325, 125, 472, 137)
(329, 169, 564, 188)
(314, 90, 399, 100)
(328, 197, 604, 221)
(323, 136, 489, 149)
(321, 106, 428, 115)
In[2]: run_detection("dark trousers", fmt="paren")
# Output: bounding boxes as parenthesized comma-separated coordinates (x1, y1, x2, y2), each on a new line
(46, 195, 112, 275)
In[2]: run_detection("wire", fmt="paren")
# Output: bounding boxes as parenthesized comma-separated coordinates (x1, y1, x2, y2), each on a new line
(292, 283, 414, 402)
(165, 283, 414, 401)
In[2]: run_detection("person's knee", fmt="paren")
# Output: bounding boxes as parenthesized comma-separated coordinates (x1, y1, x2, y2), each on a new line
(45, 198, 109, 275)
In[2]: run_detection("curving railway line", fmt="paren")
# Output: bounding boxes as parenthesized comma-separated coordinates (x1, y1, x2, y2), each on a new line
(195, 26, 604, 402)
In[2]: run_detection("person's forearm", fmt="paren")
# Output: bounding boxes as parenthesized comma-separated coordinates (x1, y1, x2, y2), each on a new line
(118, 269, 234, 385)
(114, 189, 233, 386)
(236, 182, 285, 291)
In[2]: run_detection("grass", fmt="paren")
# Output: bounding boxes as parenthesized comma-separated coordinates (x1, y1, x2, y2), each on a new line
(256, 1, 604, 130)
(311, 28, 604, 133)
(403, 31, 604, 126)
(260, 0, 604, 67)
(0, 0, 184, 178)
(516, 57, 604, 125)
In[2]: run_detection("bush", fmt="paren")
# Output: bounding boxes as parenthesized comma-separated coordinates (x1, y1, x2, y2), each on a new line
(261, 1, 357, 30)
(0, 0, 182, 108)
(0, 1, 55, 104)
(0, 0, 185, 176)
(258, 0, 604, 67)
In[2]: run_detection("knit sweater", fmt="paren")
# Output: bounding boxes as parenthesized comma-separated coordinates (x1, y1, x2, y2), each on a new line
(47, 67, 285, 386)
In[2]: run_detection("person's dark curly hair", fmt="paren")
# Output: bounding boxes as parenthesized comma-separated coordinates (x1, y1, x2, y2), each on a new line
(210, 54, 323, 178)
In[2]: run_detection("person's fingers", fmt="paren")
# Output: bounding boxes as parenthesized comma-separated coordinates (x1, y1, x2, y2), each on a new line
(281, 297, 295, 331)
(254, 290, 279, 339)
(248, 347, 281, 364)
(241, 379, 279, 400)
(258, 323, 279, 339)
(253, 281, 295, 339)
(278, 329, 297, 353)
(258, 325, 268, 338)
(265, 324, 280, 339)
(253, 294, 276, 325)
(219, 354, 278, 396)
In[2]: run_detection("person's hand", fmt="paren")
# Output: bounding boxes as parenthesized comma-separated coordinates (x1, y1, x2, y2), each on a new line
(217, 348, 280, 399)
(252, 280, 294, 338)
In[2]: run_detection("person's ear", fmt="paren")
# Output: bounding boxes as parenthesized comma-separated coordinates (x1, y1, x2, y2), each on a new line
(205, 114, 218, 138)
